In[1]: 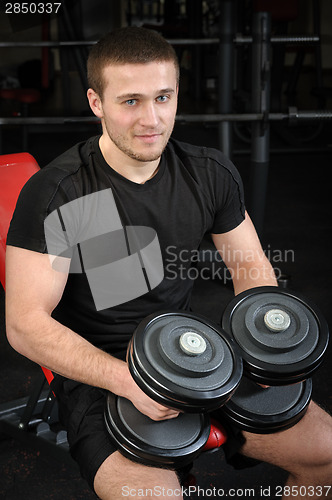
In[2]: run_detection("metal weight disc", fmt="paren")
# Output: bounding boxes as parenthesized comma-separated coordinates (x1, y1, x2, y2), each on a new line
(104, 393, 210, 469)
(222, 287, 329, 385)
(220, 377, 312, 434)
(128, 311, 243, 412)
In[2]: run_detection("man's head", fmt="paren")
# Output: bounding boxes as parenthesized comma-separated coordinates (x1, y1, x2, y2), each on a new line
(87, 27, 179, 167)
(87, 26, 179, 100)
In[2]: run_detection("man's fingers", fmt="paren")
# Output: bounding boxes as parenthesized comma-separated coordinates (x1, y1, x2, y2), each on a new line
(145, 403, 180, 421)
(152, 406, 180, 421)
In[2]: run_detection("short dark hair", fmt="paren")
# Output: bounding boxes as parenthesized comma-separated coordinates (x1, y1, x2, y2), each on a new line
(87, 26, 179, 98)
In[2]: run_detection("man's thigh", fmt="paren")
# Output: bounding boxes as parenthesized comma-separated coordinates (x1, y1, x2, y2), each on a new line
(94, 451, 182, 500)
(240, 401, 332, 471)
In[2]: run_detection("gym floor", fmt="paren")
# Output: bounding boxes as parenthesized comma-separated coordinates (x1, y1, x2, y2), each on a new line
(0, 120, 331, 499)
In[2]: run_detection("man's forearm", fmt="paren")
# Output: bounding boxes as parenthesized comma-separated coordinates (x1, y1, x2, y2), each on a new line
(6, 310, 181, 420)
(6, 310, 130, 396)
(230, 255, 278, 295)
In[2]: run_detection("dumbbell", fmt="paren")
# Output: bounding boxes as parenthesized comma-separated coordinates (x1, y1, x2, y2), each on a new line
(218, 376, 313, 434)
(219, 286, 329, 433)
(104, 311, 242, 467)
(104, 393, 227, 469)
(127, 311, 243, 412)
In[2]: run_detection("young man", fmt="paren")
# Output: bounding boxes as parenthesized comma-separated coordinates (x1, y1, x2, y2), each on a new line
(5, 27, 332, 499)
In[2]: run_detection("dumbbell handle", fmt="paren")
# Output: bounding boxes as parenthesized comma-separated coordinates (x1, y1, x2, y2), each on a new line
(203, 419, 227, 451)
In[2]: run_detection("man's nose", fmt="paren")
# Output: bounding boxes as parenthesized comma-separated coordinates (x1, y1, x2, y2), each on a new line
(139, 102, 159, 128)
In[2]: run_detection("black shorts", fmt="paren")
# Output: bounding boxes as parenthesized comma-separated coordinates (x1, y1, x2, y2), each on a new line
(51, 376, 260, 493)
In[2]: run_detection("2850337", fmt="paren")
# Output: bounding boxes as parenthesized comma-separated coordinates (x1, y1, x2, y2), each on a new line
(5, 3, 61, 14)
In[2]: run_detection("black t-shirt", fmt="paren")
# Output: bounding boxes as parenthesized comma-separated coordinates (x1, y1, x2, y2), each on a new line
(7, 136, 245, 357)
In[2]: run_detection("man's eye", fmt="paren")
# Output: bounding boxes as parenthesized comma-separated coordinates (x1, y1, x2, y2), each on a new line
(126, 99, 137, 106)
(156, 95, 169, 103)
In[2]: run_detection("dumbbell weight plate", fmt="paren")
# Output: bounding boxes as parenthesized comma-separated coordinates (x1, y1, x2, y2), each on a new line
(128, 311, 243, 412)
(219, 377, 312, 434)
(222, 286, 329, 385)
(104, 393, 211, 469)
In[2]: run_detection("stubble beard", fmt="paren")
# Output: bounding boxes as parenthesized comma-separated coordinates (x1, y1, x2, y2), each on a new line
(104, 121, 174, 163)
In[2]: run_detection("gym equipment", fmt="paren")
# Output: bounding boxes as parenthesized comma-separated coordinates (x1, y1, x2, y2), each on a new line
(0, 153, 40, 287)
(222, 286, 329, 385)
(104, 310, 237, 468)
(105, 394, 227, 468)
(104, 393, 214, 469)
(127, 311, 243, 412)
(0, 153, 74, 466)
(219, 285, 328, 433)
(220, 376, 312, 434)
(2, 2, 331, 235)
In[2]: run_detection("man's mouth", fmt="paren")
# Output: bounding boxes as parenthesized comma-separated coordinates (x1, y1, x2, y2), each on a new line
(135, 133, 163, 144)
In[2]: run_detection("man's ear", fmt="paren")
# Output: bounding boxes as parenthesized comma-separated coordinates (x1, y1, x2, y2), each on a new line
(87, 88, 103, 119)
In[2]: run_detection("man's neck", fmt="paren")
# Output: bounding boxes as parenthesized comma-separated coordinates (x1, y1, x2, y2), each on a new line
(99, 136, 161, 184)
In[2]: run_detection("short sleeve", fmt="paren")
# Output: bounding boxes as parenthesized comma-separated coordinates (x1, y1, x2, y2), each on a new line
(6, 168, 73, 254)
(210, 154, 245, 234)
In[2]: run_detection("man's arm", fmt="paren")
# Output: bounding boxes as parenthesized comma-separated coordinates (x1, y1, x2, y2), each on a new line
(5, 246, 179, 421)
(211, 211, 278, 295)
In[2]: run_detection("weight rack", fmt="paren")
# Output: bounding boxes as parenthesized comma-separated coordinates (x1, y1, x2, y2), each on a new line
(1, 2, 331, 235)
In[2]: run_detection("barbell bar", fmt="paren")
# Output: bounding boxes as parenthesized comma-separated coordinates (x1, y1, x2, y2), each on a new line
(1, 108, 332, 126)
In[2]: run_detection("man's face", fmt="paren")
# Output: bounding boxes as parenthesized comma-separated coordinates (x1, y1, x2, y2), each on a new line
(92, 61, 178, 163)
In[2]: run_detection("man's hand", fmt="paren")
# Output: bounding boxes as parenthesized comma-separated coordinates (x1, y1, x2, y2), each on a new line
(130, 384, 181, 421)
(119, 363, 180, 421)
